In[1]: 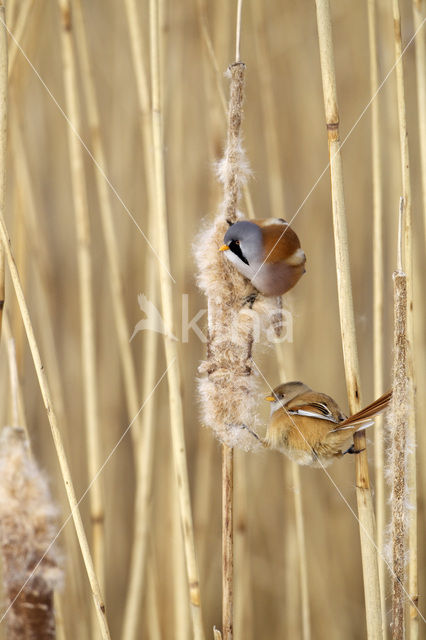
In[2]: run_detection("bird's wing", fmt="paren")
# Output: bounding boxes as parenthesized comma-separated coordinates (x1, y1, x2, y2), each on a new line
(333, 390, 392, 430)
(286, 391, 345, 424)
(286, 403, 340, 424)
(258, 223, 302, 263)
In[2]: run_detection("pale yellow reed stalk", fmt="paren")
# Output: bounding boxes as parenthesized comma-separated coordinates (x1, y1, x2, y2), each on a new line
(147, 552, 162, 640)
(314, 1, 382, 637)
(122, 238, 160, 638)
(10, 143, 26, 369)
(234, 452, 254, 640)
(412, 0, 426, 246)
(0, 0, 6, 341)
(222, 444, 233, 640)
(149, 0, 205, 637)
(173, 463, 191, 640)
(11, 116, 67, 429)
(7, 0, 33, 79)
(392, 3, 417, 637)
(57, 2, 105, 615)
(122, 0, 200, 635)
(367, 1, 386, 634)
(3, 314, 28, 435)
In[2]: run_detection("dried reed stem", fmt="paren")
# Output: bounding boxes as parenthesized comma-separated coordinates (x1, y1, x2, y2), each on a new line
(3, 313, 28, 434)
(0, 426, 63, 639)
(7, 337, 19, 427)
(367, 1, 387, 634)
(0, 0, 6, 342)
(122, 235, 160, 638)
(412, 0, 426, 247)
(149, 0, 205, 637)
(196, 61, 263, 639)
(392, 4, 417, 636)
(7, 0, 33, 80)
(11, 115, 68, 430)
(57, 0, 105, 609)
(222, 445, 233, 640)
(314, 2, 382, 637)
(122, 0, 194, 635)
(234, 452, 254, 639)
(390, 265, 408, 640)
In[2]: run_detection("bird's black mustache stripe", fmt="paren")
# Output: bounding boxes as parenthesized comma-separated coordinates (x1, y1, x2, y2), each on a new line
(229, 240, 249, 265)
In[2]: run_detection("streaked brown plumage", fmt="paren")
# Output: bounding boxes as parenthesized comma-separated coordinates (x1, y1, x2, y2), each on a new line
(220, 218, 306, 296)
(264, 381, 392, 467)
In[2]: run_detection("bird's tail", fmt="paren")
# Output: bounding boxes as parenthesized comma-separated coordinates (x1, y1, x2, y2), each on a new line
(331, 390, 392, 433)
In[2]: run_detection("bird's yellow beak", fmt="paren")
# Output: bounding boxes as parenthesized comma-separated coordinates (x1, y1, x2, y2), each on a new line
(219, 244, 229, 251)
(265, 395, 275, 402)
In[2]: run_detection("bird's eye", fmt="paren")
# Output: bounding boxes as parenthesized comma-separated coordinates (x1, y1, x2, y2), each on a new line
(235, 240, 240, 245)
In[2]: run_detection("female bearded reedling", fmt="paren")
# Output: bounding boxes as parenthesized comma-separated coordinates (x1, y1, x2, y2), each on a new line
(219, 218, 306, 297)
(264, 381, 392, 467)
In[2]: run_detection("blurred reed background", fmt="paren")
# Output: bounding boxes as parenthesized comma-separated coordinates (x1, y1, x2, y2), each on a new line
(0, 0, 424, 638)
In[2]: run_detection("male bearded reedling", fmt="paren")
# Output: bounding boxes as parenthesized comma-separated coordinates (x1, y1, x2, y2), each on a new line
(264, 381, 392, 468)
(219, 218, 306, 297)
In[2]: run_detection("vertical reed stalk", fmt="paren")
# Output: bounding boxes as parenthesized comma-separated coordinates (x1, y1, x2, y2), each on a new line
(412, 0, 426, 245)
(0, 0, 7, 342)
(234, 452, 254, 640)
(3, 313, 28, 434)
(367, 1, 387, 634)
(390, 210, 408, 639)
(314, 1, 382, 637)
(172, 462, 191, 639)
(392, 4, 417, 636)
(275, 347, 310, 640)
(123, 0, 198, 634)
(121, 228, 160, 638)
(57, 0, 105, 611)
(149, 0, 205, 637)
(7, 0, 33, 80)
(11, 115, 68, 430)
(0, 212, 111, 639)
(222, 444, 233, 640)
(147, 552, 162, 640)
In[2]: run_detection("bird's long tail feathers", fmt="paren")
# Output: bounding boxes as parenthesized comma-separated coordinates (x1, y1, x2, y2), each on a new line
(331, 390, 392, 433)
